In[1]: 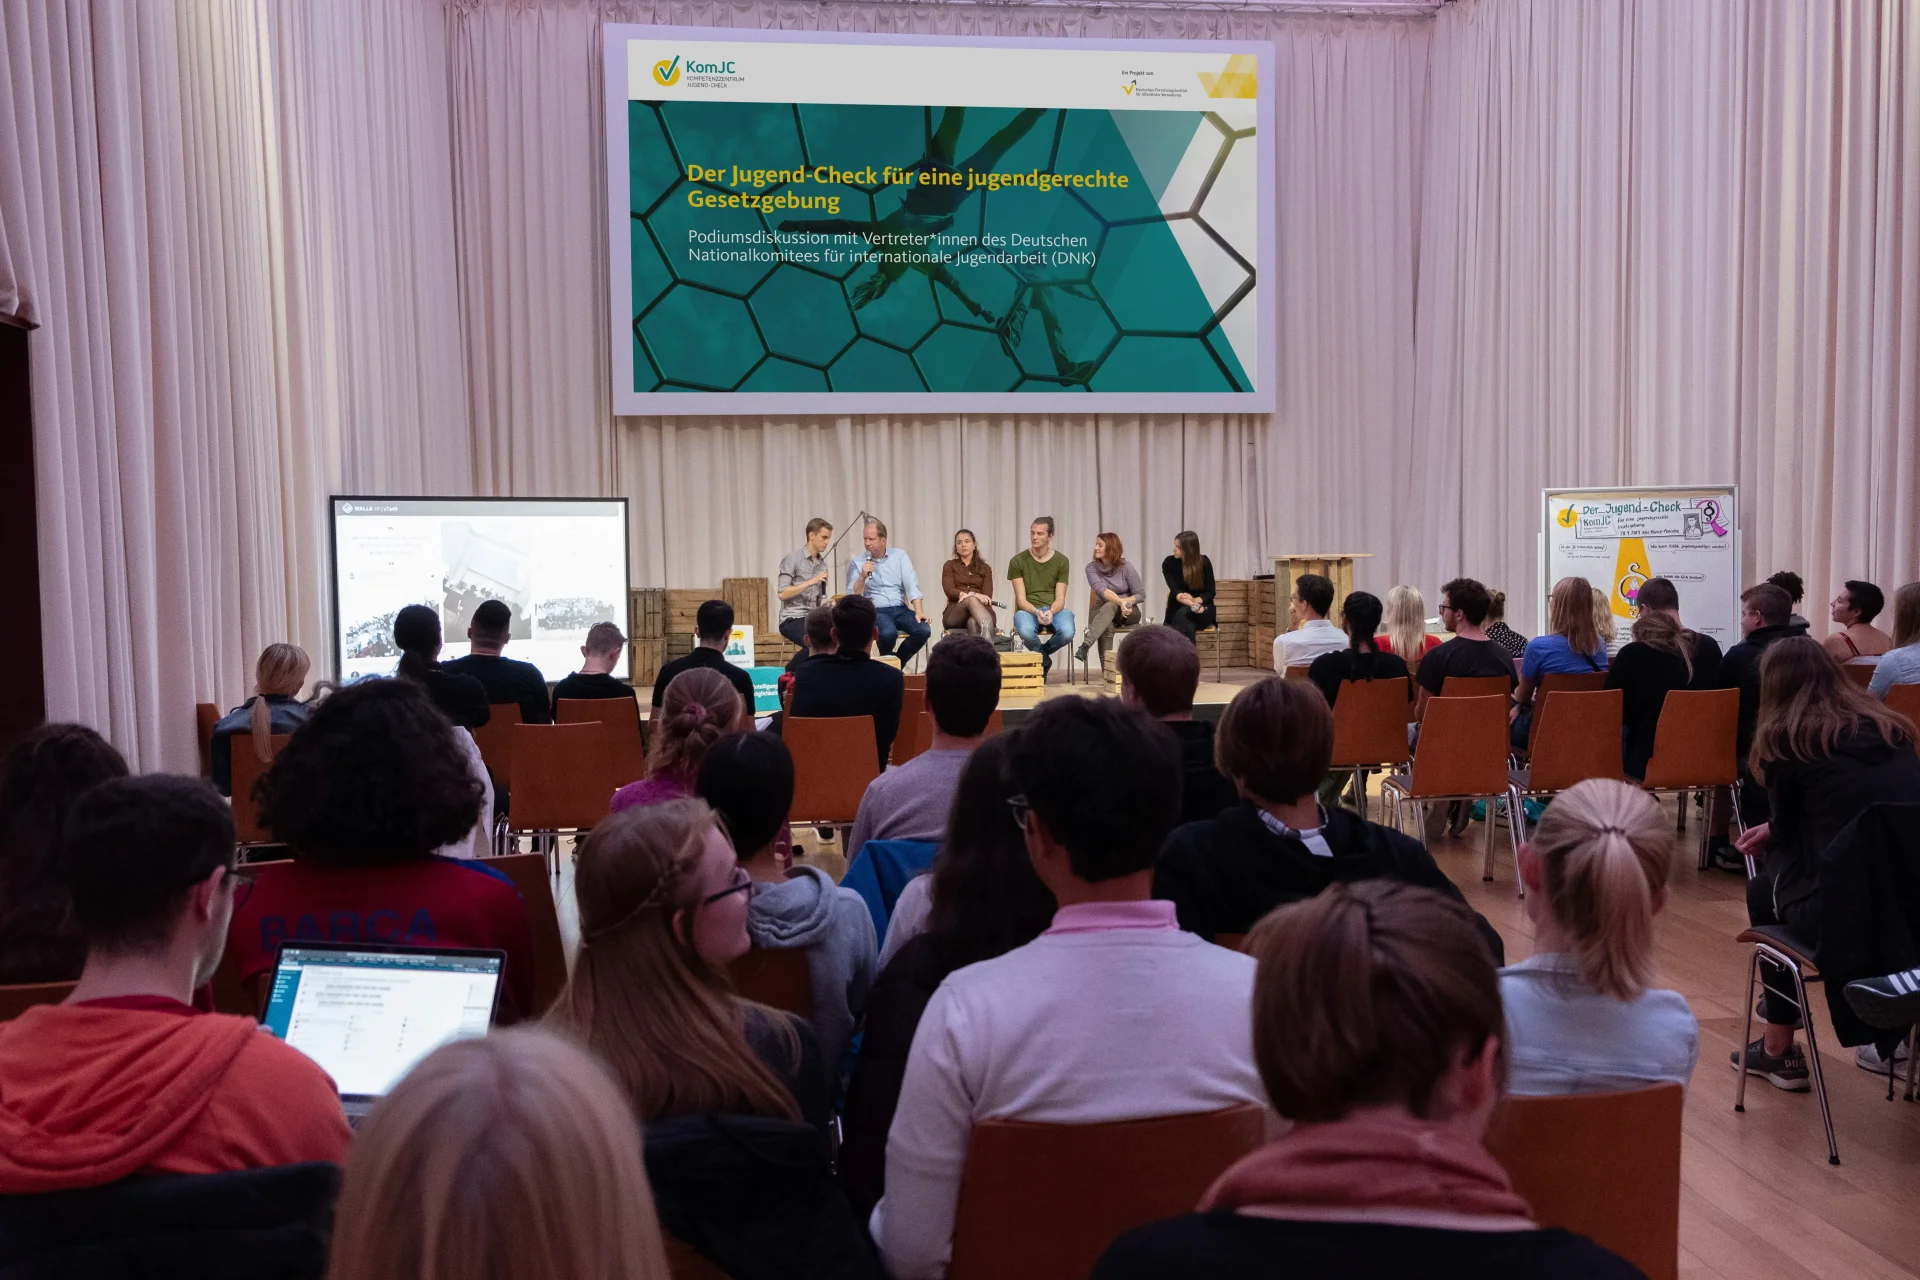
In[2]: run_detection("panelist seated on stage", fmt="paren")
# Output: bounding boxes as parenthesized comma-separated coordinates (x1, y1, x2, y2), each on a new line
(1077, 532, 1145, 666)
(789, 595, 905, 770)
(1008, 515, 1075, 674)
(777, 518, 834, 649)
(846, 518, 931, 666)
(550, 622, 638, 715)
(652, 599, 755, 715)
(442, 599, 552, 727)
(941, 529, 995, 636)
(1161, 531, 1215, 643)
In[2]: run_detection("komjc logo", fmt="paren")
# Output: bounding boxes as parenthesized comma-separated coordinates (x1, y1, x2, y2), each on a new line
(1123, 78, 1137, 95)
(653, 55, 681, 86)
(1557, 505, 1579, 528)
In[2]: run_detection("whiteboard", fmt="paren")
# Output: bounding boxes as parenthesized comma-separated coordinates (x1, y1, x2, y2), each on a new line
(1541, 486, 1740, 648)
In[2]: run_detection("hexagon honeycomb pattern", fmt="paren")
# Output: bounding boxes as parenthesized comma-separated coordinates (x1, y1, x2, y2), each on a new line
(628, 102, 1257, 394)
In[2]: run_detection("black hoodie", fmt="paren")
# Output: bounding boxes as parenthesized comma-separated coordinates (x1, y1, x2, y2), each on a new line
(1764, 724, 1920, 915)
(1164, 719, 1241, 827)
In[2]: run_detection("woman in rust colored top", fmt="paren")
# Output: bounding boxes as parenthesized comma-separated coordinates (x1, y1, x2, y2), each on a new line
(942, 530, 996, 635)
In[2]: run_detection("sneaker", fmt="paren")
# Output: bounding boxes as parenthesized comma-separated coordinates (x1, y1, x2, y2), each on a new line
(1707, 842, 1746, 874)
(1855, 1040, 1913, 1073)
(1843, 968, 1920, 1030)
(1730, 1039, 1812, 1091)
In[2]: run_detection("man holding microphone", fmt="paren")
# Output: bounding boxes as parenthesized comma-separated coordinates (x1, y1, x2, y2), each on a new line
(848, 517, 931, 665)
(777, 517, 835, 647)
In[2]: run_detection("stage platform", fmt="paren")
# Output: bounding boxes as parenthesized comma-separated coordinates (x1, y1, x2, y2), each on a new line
(994, 667, 1267, 726)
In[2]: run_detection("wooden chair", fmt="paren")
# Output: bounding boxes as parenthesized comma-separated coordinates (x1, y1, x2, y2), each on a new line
(785, 716, 881, 840)
(948, 1105, 1267, 1280)
(477, 851, 569, 1016)
(1213, 932, 1250, 953)
(505, 722, 617, 868)
(470, 702, 523, 791)
(1887, 683, 1920, 751)
(556, 696, 647, 791)
(0, 980, 76, 1022)
(1506, 690, 1624, 889)
(1327, 678, 1413, 820)
(1524, 670, 1608, 753)
(230, 733, 291, 849)
(1283, 663, 1311, 681)
(1842, 663, 1874, 688)
(195, 702, 220, 779)
(1440, 674, 1512, 699)
(1379, 696, 1521, 873)
(891, 686, 928, 766)
(663, 1235, 730, 1280)
(1195, 624, 1224, 682)
(1735, 925, 1840, 1165)
(904, 672, 927, 692)
(1484, 1084, 1683, 1280)
(728, 947, 814, 1018)
(1639, 688, 1746, 867)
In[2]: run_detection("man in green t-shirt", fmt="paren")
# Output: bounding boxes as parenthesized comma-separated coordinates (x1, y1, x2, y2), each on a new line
(1007, 516, 1075, 676)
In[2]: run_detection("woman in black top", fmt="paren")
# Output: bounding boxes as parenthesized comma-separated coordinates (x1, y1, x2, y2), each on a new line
(1604, 608, 1695, 779)
(838, 735, 1055, 1222)
(1161, 530, 1216, 641)
(1306, 591, 1410, 709)
(393, 604, 490, 729)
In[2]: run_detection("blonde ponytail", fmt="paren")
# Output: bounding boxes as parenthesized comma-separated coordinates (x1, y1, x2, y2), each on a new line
(250, 643, 311, 763)
(1529, 779, 1671, 1001)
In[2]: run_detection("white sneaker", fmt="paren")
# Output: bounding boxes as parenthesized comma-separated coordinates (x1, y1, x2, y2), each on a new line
(1855, 1041, 1913, 1073)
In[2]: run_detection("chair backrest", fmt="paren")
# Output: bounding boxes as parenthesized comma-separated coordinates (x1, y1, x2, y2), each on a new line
(1528, 671, 1608, 750)
(1440, 675, 1512, 699)
(0, 980, 76, 1023)
(1283, 663, 1311, 681)
(663, 1235, 730, 1280)
(470, 702, 524, 786)
(1886, 682, 1920, 742)
(892, 687, 928, 766)
(904, 672, 927, 692)
(478, 852, 568, 1017)
(785, 716, 881, 824)
(195, 702, 220, 779)
(508, 722, 614, 832)
(230, 734, 291, 845)
(1484, 1083, 1683, 1280)
(1329, 678, 1413, 768)
(949, 1105, 1268, 1280)
(1641, 687, 1741, 789)
(555, 696, 647, 789)
(1843, 662, 1875, 688)
(1213, 932, 1249, 953)
(1526, 689, 1625, 792)
(727, 946, 814, 1018)
(1407, 696, 1510, 798)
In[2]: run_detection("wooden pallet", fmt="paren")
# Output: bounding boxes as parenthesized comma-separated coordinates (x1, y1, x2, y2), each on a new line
(1213, 579, 1253, 625)
(667, 588, 719, 635)
(629, 637, 663, 685)
(663, 633, 696, 660)
(721, 577, 771, 633)
(628, 588, 666, 640)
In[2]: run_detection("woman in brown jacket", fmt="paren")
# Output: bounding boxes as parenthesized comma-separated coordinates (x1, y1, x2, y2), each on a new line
(942, 529, 996, 635)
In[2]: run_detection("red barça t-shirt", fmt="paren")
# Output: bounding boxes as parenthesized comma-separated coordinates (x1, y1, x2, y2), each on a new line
(227, 856, 535, 1021)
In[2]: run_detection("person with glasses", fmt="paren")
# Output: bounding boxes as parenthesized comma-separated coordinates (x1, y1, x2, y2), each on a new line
(225, 678, 537, 1021)
(0, 775, 351, 1196)
(1413, 577, 1516, 726)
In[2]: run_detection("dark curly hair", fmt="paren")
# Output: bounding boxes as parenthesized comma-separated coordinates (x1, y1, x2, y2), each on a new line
(258, 678, 484, 865)
(0, 724, 129, 981)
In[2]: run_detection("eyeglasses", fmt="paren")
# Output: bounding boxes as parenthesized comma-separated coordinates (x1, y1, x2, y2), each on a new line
(701, 867, 753, 908)
(1006, 794, 1032, 832)
(1437, 603, 1458, 615)
(227, 869, 257, 911)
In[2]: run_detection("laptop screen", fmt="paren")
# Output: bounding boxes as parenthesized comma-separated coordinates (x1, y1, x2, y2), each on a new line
(262, 943, 505, 1100)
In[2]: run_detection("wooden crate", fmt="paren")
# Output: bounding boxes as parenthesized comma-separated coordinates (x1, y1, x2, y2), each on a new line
(754, 637, 794, 666)
(999, 650, 1046, 694)
(1253, 626, 1277, 670)
(629, 588, 666, 640)
(667, 588, 718, 634)
(629, 638, 663, 685)
(1213, 579, 1252, 625)
(721, 577, 771, 633)
(1197, 623, 1251, 669)
(664, 633, 696, 661)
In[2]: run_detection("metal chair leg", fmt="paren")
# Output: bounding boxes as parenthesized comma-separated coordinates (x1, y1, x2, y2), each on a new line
(1735, 948, 1760, 1113)
(1508, 785, 1527, 898)
(1905, 1026, 1918, 1103)
(1482, 796, 1498, 881)
(1677, 789, 1689, 835)
(1791, 961, 1842, 1165)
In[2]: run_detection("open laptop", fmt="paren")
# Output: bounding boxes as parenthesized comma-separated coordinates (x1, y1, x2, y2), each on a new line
(261, 941, 506, 1120)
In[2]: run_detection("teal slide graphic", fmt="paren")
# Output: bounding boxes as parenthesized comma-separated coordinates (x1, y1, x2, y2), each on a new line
(628, 103, 1255, 394)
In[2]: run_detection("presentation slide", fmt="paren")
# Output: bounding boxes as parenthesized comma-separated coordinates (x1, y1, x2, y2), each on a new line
(331, 497, 629, 684)
(1543, 486, 1740, 646)
(605, 28, 1274, 414)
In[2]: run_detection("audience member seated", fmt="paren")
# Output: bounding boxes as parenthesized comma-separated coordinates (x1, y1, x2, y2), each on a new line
(1093, 882, 1640, 1280)
(1511, 576, 1609, 748)
(652, 599, 755, 714)
(1734, 638, 1920, 1087)
(1414, 576, 1516, 724)
(870, 697, 1265, 1280)
(612, 668, 743, 813)
(789, 595, 905, 769)
(211, 643, 312, 795)
(1869, 582, 1920, 697)
(0, 724, 127, 984)
(394, 604, 490, 729)
(1720, 582, 1802, 828)
(1768, 570, 1813, 633)
(548, 802, 875, 1280)
(1116, 624, 1239, 827)
(551, 621, 640, 712)
(1504, 779, 1698, 1094)
(1154, 678, 1500, 962)
(1273, 572, 1346, 669)
(1161, 530, 1217, 643)
(697, 732, 875, 1072)
(441, 599, 553, 726)
(328, 1028, 670, 1280)
(1307, 590, 1412, 710)
(843, 736, 1057, 1218)
(849, 633, 1001, 861)
(1633, 576, 1722, 688)
(1591, 586, 1620, 655)
(1824, 579, 1893, 665)
(1606, 597, 1698, 779)
(1483, 588, 1529, 662)
(228, 679, 535, 1018)
(0, 776, 349, 1195)
(1380, 583, 1443, 674)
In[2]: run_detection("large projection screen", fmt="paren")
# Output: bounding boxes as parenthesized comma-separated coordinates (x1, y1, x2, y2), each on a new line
(605, 28, 1275, 414)
(331, 498, 631, 685)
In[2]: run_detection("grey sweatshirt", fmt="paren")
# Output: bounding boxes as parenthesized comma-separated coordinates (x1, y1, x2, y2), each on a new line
(747, 864, 877, 1073)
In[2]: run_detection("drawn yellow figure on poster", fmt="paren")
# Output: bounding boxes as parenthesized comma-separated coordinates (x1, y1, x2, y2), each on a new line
(1613, 537, 1650, 617)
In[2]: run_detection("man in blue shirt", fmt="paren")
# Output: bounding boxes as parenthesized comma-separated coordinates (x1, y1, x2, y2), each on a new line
(847, 518, 931, 665)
